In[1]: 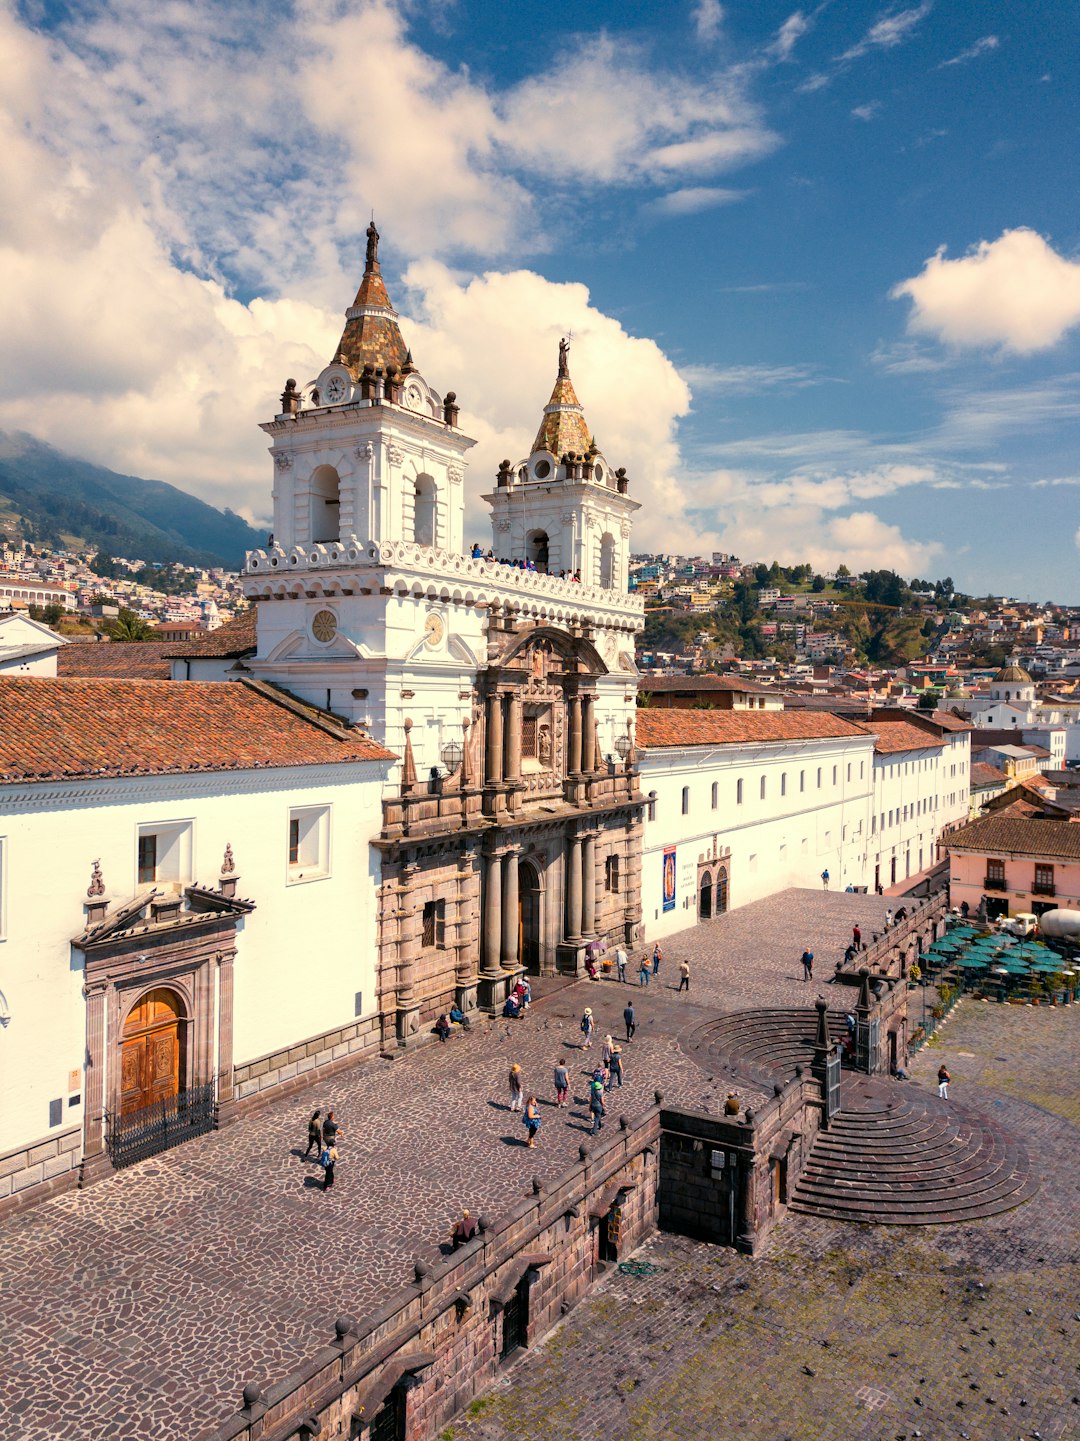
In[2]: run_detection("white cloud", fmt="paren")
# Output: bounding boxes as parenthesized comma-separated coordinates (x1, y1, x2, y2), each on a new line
(1032, 476, 1080, 488)
(692, 0, 725, 42)
(840, 3, 933, 62)
(851, 101, 882, 121)
(892, 229, 1080, 354)
(771, 11, 810, 61)
(870, 340, 953, 373)
(939, 35, 999, 67)
(682, 363, 820, 393)
(644, 187, 747, 218)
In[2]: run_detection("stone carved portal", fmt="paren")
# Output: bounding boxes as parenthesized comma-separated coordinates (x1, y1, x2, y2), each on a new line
(697, 847, 731, 922)
(518, 859, 543, 972)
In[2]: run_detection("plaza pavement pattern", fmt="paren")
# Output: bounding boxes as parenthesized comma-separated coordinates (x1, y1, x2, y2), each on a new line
(2, 888, 923, 1441)
(451, 1002, 1080, 1441)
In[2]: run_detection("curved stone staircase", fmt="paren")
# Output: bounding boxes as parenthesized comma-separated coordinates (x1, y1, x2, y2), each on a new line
(685, 1007, 1036, 1226)
(789, 1078, 1035, 1224)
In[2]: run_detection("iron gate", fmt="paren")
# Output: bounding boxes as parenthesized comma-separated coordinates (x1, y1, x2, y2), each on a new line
(824, 1050, 842, 1121)
(368, 1387, 404, 1441)
(501, 1279, 528, 1358)
(855, 1018, 881, 1075)
(105, 1083, 215, 1168)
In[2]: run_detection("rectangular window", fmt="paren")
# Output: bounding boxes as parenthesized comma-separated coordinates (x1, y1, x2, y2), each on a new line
(736, 779, 743, 804)
(521, 714, 538, 759)
(1033, 864, 1054, 896)
(832, 765, 838, 785)
(681, 786, 690, 815)
(986, 858, 1005, 885)
(780, 773, 787, 797)
(422, 898, 446, 948)
(817, 768, 822, 788)
(759, 775, 766, 800)
(871, 814, 876, 834)
(287, 805, 331, 883)
(860, 761, 864, 779)
(846, 763, 851, 782)
(605, 854, 621, 893)
(136, 821, 192, 889)
(711, 781, 718, 810)
(137, 833, 157, 884)
(800, 770, 805, 792)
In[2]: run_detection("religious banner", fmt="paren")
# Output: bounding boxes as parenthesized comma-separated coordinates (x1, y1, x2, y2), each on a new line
(662, 845, 676, 912)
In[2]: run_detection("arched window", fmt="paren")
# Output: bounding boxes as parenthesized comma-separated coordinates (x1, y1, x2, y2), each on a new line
(736, 778, 744, 805)
(599, 533, 617, 589)
(781, 772, 787, 797)
(711, 781, 718, 809)
(681, 786, 690, 815)
(759, 775, 766, 800)
(309, 465, 341, 544)
(412, 474, 437, 546)
(526, 530, 550, 573)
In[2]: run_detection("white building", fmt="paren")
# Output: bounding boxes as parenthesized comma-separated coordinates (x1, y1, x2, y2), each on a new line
(0, 613, 66, 675)
(944, 662, 1080, 763)
(0, 676, 392, 1212)
(637, 709, 876, 936)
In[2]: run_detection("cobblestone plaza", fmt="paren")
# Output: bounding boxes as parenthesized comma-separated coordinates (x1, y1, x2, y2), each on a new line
(3, 889, 1076, 1440)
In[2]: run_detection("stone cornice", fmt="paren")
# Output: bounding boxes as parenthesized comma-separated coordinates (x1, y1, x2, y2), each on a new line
(260, 405, 474, 451)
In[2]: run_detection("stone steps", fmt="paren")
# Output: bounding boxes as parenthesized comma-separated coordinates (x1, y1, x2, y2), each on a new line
(687, 1007, 849, 1088)
(789, 1083, 1034, 1225)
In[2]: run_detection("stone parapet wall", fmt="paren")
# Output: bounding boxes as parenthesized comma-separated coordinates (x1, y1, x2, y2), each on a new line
(854, 892, 948, 979)
(232, 1013, 384, 1109)
(0, 1126, 82, 1220)
(196, 1109, 661, 1441)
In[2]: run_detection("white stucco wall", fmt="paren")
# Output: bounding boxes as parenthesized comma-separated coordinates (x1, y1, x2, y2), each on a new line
(0, 760, 385, 1157)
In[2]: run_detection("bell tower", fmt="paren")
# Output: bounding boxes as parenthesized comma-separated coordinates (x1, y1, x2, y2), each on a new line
(483, 339, 638, 588)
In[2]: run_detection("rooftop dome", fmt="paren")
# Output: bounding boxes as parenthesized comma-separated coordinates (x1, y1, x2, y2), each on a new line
(993, 663, 1033, 684)
(946, 686, 972, 699)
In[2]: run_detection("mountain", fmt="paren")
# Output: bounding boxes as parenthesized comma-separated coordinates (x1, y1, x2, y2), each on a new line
(0, 432, 264, 568)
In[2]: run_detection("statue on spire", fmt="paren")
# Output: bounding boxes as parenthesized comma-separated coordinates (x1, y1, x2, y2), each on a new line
(558, 336, 570, 378)
(365, 220, 381, 275)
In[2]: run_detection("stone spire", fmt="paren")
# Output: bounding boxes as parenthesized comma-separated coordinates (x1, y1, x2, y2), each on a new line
(333, 221, 410, 379)
(531, 337, 593, 459)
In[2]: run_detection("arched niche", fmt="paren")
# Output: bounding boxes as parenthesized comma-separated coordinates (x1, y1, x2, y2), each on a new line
(309, 465, 341, 544)
(599, 532, 616, 590)
(526, 529, 550, 573)
(413, 473, 438, 547)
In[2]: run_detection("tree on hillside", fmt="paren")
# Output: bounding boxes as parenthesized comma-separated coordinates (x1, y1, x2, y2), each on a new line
(836, 564, 851, 577)
(106, 609, 155, 642)
(811, 574, 827, 592)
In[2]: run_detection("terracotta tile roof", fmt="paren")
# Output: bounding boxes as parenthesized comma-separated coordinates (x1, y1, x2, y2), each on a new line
(56, 642, 175, 680)
(333, 223, 409, 380)
(970, 761, 1007, 788)
(926, 710, 974, 732)
(641, 674, 771, 694)
(945, 815, 1080, 861)
(165, 609, 257, 659)
(636, 709, 869, 748)
(853, 719, 945, 754)
(0, 677, 394, 785)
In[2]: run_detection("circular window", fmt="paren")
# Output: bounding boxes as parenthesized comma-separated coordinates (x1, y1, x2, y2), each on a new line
(312, 609, 338, 643)
(533, 458, 551, 479)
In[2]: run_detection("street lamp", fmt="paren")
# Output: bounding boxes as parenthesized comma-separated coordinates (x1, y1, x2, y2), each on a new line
(614, 734, 631, 763)
(440, 739, 464, 773)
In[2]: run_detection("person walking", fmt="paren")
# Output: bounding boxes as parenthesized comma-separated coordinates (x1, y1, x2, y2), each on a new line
(852, 924, 861, 951)
(523, 1096, 541, 1148)
(615, 945, 628, 982)
(652, 942, 663, 977)
(638, 954, 650, 987)
(884, 907, 893, 931)
(508, 1062, 524, 1111)
(623, 1001, 636, 1041)
(678, 959, 690, 992)
(602, 1034, 615, 1068)
(607, 1044, 624, 1090)
(553, 1058, 570, 1108)
(588, 1076, 605, 1135)
(321, 1109, 341, 1148)
(937, 1064, 951, 1100)
(321, 1142, 338, 1192)
(303, 1109, 322, 1159)
(800, 949, 814, 983)
(580, 1008, 595, 1048)
(821, 869, 830, 890)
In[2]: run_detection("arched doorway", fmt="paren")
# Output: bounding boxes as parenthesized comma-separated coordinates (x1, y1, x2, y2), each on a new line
(518, 861, 543, 973)
(120, 988, 185, 1116)
(413, 474, 437, 546)
(526, 529, 549, 573)
(717, 866, 729, 914)
(599, 533, 616, 589)
(699, 870, 713, 920)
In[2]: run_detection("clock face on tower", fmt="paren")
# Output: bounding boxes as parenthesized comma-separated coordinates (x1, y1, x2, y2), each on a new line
(424, 611, 445, 648)
(404, 382, 424, 412)
(312, 609, 338, 643)
(324, 375, 348, 404)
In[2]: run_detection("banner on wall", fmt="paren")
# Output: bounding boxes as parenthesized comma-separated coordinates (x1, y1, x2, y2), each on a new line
(662, 845, 676, 912)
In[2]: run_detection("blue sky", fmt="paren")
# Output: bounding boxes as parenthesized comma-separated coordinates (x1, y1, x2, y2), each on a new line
(2, 0, 1078, 598)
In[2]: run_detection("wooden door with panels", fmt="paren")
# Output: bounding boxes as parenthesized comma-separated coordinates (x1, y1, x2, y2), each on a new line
(120, 988, 184, 1115)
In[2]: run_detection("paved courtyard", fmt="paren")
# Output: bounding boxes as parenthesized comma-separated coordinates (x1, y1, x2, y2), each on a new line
(0, 888, 942, 1441)
(451, 1003, 1080, 1441)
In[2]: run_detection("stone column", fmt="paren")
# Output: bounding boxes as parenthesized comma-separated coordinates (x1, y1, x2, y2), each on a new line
(505, 695, 522, 783)
(565, 833, 583, 941)
(568, 696, 583, 775)
(501, 852, 520, 970)
(395, 866, 422, 1045)
(80, 979, 113, 1185)
(483, 851, 503, 974)
(455, 850, 481, 1012)
(582, 832, 596, 936)
(581, 695, 596, 773)
(215, 949, 237, 1125)
(486, 692, 504, 787)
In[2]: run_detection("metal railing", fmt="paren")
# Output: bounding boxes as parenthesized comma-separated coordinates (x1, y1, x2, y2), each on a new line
(105, 1083, 215, 1169)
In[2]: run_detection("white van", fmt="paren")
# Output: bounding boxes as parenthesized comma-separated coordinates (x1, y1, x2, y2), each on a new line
(1000, 912, 1039, 938)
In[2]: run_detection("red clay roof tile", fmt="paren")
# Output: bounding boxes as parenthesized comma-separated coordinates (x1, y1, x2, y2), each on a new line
(636, 710, 868, 748)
